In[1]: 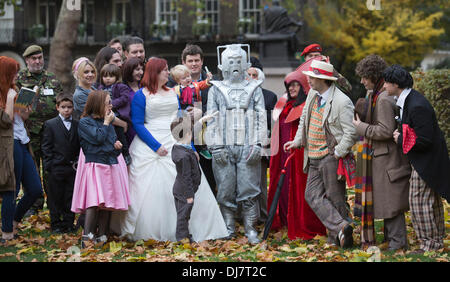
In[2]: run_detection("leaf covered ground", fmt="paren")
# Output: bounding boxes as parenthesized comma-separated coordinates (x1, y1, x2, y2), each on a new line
(1, 197, 449, 262)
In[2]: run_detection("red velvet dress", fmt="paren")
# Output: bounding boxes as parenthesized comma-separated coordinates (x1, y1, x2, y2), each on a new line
(268, 100, 326, 240)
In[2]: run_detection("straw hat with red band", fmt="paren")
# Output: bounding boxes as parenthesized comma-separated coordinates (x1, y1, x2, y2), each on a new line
(300, 43, 322, 57)
(302, 59, 337, 81)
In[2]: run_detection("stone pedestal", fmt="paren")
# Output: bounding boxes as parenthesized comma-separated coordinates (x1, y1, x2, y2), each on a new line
(258, 33, 299, 69)
(258, 33, 300, 96)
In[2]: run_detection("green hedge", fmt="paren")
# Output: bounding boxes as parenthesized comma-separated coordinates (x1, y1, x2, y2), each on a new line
(411, 68, 450, 154)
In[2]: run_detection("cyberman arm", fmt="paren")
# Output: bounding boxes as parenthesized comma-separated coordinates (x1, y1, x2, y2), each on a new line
(246, 87, 267, 163)
(205, 85, 228, 165)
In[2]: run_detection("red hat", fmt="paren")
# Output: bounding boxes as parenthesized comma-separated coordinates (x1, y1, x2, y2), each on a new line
(300, 44, 322, 57)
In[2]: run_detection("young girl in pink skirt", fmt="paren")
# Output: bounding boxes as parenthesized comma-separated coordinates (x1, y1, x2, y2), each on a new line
(71, 90, 130, 246)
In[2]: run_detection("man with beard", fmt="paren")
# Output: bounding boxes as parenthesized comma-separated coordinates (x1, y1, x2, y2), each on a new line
(16, 45, 63, 216)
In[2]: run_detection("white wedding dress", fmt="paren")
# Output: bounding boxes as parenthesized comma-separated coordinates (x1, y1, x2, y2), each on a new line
(118, 90, 228, 242)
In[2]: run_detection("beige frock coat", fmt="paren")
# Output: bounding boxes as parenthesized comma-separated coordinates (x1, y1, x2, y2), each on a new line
(355, 90, 410, 219)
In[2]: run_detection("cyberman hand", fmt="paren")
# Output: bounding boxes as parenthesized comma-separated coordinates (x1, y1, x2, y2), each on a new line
(246, 145, 262, 164)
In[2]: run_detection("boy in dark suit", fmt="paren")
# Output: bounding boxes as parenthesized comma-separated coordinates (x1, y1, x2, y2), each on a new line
(170, 114, 201, 242)
(41, 95, 80, 233)
(384, 65, 449, 253)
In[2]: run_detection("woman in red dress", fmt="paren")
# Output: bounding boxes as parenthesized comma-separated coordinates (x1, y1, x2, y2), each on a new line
(267, 71, 326, 240)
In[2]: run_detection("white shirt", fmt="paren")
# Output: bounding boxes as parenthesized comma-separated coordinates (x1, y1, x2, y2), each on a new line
(317, 86, 331, 107)
(59, 114, 72, 131)
(13, 113, 30, 144)
(395, 88, 412, 119)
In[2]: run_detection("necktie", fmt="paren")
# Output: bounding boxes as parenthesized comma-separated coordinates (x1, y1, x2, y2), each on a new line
(317, 95, 322, 107)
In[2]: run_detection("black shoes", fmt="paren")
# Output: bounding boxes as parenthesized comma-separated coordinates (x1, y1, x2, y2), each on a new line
(337, 223, 354, 249)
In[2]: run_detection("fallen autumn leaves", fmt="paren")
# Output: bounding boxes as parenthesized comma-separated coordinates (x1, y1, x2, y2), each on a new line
(1, 201, 449, 262)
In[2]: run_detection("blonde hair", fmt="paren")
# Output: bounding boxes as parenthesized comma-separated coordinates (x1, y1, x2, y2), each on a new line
(170, 64, 190, 84)
(72, 57, 97, 81)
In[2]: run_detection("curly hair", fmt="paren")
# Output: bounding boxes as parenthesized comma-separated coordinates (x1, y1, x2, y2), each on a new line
(355, 54, 388, 83)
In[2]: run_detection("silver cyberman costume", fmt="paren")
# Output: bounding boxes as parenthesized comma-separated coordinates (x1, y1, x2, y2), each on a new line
(205, 44, 267, 244)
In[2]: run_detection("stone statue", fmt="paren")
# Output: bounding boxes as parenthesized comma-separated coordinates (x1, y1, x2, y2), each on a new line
(205, 44, 267, 244)
(263, 0, 302, 35)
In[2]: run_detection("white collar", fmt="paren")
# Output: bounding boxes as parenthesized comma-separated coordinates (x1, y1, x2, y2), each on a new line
(317, 85, 331, 105)
(395, 88, 412, 110)
(59, 114, 72, 122)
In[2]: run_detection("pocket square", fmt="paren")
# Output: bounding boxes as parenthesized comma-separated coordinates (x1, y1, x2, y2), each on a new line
(402, 124, 417, 154)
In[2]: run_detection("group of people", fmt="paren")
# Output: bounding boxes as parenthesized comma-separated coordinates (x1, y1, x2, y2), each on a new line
(0, 38, 448, 255)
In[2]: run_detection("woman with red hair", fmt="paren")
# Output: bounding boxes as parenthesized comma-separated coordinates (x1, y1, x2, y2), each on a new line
(0, 56, 19, 242)
(116, 57, 228, 242)
(268, 70, 326, 240)
(0, 56, 43, 242)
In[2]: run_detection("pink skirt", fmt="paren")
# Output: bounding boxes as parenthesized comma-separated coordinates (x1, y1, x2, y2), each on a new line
(71, 149, 130, 213)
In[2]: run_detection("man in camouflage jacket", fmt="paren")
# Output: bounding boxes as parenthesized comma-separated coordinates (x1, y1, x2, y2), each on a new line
(16, 45, 63, 214)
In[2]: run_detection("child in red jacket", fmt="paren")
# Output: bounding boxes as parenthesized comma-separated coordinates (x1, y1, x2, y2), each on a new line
(170, 64, 212, 110)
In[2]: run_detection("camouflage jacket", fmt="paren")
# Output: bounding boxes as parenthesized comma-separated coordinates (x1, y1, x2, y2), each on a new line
(16, 68, 63, 152)
(333, 70, 353, 98)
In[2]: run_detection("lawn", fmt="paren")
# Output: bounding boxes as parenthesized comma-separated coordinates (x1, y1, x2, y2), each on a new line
(1, 195, 449, 262)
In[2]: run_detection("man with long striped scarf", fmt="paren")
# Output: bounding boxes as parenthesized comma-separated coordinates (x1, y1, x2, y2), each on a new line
(353, 55, 410, 250)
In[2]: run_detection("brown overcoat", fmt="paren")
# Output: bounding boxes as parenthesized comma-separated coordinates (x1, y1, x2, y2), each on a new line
(0, 109, 15, 192)
(356, 90, 410, 219)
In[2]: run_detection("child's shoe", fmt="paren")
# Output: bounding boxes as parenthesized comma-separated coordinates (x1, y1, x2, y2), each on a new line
(199, 150, 212, 160)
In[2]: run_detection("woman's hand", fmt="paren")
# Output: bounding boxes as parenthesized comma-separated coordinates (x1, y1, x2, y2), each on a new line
(114, 140, 123, 150)
(156, 146, 168, 156)
(7, 88, 17, 101)
(18, 105, 32, 120)
(104, 110, 115, 125)
(352, 113, 361, 127)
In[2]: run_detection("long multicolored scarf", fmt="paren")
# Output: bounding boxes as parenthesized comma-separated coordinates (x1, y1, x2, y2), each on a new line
(354, 79, 384, 247)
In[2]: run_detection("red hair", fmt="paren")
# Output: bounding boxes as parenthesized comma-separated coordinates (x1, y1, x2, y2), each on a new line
(0, 56, 20, 109)
(141, 57, 169, 94)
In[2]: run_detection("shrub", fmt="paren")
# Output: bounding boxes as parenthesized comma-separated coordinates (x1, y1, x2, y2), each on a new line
(411, 68, 450, 154)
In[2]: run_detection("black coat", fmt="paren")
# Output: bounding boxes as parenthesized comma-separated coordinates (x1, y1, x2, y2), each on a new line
(262, 88, 277, 133)
(398, 89, 450, 202)
(41, 116, 80, 172)
(172, 144, 201, 200)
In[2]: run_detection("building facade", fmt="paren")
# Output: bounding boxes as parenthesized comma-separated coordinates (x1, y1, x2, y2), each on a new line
(0, 0, 307, 94)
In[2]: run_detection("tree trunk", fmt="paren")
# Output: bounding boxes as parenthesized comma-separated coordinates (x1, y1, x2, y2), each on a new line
(48, 0, 81, 95)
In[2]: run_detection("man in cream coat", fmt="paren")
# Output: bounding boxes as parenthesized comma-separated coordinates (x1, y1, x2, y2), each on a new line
(285, 60, 357, 248)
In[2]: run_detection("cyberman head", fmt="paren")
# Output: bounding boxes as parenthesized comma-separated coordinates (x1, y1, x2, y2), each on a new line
(217, 44, 251, 83)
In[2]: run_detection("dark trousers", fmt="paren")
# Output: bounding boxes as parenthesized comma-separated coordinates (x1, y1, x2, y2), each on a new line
(1, 191, 16, 232)
(196, 145, 216, 196)
(305, 154, 350, 243)
(384, 213, 408, 249)
(174, 197, 194, 241)
(30, 149, 47, 212)
(13, 140, 43, 222)
(47, 166, 76, 229)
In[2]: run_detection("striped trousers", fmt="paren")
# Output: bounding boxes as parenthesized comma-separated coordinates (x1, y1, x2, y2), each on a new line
(409, 168, 445, 251)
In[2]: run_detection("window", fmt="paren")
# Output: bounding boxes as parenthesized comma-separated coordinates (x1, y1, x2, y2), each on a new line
(113, 0, 132, 34)
(196, 0, 219, 35)
(155, 0, 178, 36)
(80, 0, 94, 37)
(239, 0, 262, 34)
(37, 0, 59, 38)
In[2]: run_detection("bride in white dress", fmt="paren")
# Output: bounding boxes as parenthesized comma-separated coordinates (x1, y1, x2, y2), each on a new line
(118, 57, 228, 242)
